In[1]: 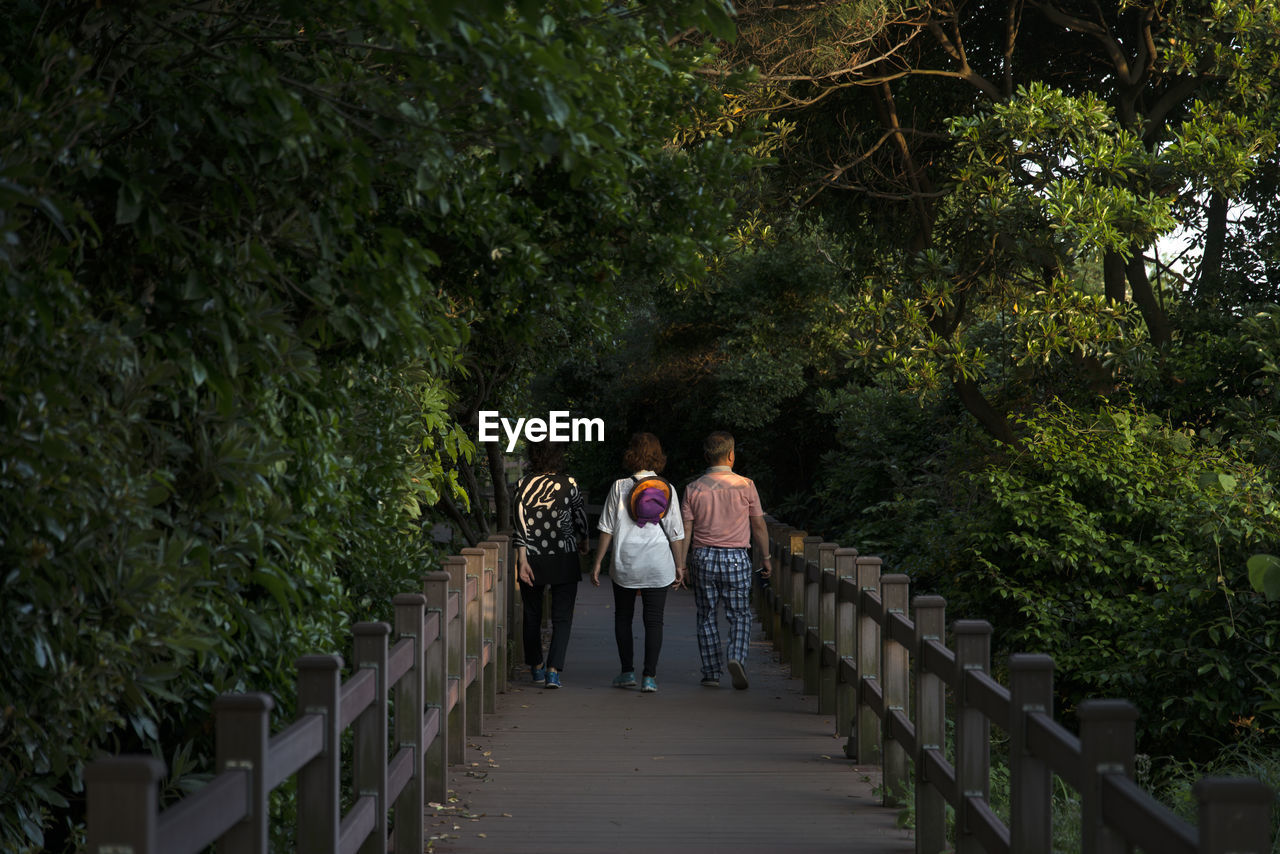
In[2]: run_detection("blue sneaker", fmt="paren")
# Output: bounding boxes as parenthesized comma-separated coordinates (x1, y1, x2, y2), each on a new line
(640, 676, 658, 693)
(612, 671, 637, 688)
(545, 671, 562, 689)
(531, 665, 546, 683)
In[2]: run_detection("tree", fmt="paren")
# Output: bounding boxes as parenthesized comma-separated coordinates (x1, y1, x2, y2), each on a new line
(0, 1, 742, 848)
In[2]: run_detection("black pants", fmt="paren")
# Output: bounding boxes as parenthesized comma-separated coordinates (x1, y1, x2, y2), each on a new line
(611, 581, 668, 678)
(521, 580, 578, 672)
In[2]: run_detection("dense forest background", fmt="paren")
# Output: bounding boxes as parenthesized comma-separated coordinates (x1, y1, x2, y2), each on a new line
(3, 0, 1279, 849)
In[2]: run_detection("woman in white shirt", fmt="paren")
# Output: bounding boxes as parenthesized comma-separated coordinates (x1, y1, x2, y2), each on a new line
(590, 432, 686, 693)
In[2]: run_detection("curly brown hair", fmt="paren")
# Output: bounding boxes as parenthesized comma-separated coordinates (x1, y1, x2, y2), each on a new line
(622, 432, 666, 474)
(527, 441, 566, 474)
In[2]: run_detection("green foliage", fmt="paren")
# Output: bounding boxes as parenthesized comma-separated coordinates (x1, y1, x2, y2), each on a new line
(1, 1, 746, 849)
(938, 402, 1280, 755)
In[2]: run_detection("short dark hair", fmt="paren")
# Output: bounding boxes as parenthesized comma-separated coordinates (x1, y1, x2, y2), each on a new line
(703, 431, 734, 464)
(527, 441, 566, 474)
(622, 432, 666, 474)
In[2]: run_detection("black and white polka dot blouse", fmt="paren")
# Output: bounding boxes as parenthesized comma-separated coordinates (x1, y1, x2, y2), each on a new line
(512, 473, 588, 556)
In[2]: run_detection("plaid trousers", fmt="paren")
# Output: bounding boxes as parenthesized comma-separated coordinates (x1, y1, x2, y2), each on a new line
(690, 546, 753, 679)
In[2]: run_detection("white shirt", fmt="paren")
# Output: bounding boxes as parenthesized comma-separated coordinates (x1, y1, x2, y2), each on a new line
(597, 470, 685, 588)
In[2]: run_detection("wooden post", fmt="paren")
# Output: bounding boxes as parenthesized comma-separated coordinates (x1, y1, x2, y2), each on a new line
(768, 522, 784, 652)
(777, 527, 798, 663)
(479, 540, 499, 713)
(834, 547, 858, 739)
(1194, 777, 1273, 854)
(913, 595, 947, 854)
(214, 692, 273, 854)
(393, 593, 426, 854)
(85, 756, 166, 854)
(461, 547, 485, 737)
(788, 530, 808, 679)
(1079, 699, 1137, 854)
(297, 654, 342, 852)
(802, 535, 823, 695)
(422, 571, 450, 802)
(880, 573, 910, 807)
(353, 621, 390, 854)
(1009, 654, 1054, 854)
(954, 619, 992, 854)
(442, 556, 467, 764)
(817, 542, 838, 714)
(490, 533, 511, 693)
(851, 556, 882, 763)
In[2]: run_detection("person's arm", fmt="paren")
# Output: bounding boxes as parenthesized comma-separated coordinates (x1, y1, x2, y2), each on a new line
(590, 532, 612, 587)
(569, 478, 590, 555)
(516, 544, 534, 585)
(750, 514, 772, 579)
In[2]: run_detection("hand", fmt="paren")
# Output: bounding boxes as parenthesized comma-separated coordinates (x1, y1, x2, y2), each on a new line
(578, 539, 589, 556)
(673, 565, 687, 589)
(759, 561, 772, 580)
(518, 560, 535, 586)
(590, 566, 602, 587)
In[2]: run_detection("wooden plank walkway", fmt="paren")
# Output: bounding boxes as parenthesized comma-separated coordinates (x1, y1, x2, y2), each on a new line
(433, 578, 916, 854)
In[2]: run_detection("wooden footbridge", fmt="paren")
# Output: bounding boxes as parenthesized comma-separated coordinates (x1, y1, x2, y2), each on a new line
(85, 523, 1275, 854)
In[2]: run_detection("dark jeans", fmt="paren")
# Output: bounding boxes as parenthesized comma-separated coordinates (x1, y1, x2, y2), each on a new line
(611, 581, 668, 678)
(521, 580, 578, 672)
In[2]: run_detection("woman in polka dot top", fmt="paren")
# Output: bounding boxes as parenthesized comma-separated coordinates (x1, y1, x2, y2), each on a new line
(512, 441, 589, 689)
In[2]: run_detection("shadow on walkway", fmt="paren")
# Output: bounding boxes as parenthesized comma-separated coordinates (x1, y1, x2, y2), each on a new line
(435, 578, 916, 854)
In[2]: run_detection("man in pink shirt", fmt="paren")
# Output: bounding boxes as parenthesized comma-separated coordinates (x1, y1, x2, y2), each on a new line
(681, 431, 773, 689)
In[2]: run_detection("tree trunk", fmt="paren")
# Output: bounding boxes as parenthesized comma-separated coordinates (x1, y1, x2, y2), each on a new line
(1197, 189, 1228, 294)
(1103, 250, 1128, 303)
(1125, 244, 1171, 348)
(486, 439, 512, 533)
(954, 377, 1017, 445)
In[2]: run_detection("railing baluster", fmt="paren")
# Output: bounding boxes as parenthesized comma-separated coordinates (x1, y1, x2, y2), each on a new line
(880, 574, 910, 807)
(462, 547, 486, 738)
(353, 622, 390, 854)
(85, 756, 166, 854)
(392, 593, 426, 854)
(1080, 699, 1137, 854)
(490, 533, 511, 695)
(955, 620, 992, 854)
(914, 594, 947, 853)
(480, 540, 499, 713)
(851, 556, 882, 763)
(834, 547, 858, 741)
(1010, 654, 1054, 854)
(297, 654, 342, 853)
(802, 535, 823, 695)
(422, 570, 451, 803)
(817, 542, 838, 714)
(214, 693, 272, 854)
(443, 555, 467, 765)
(1194, 777, 1273, 854)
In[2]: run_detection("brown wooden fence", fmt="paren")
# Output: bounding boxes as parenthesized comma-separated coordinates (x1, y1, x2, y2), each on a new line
(84, 535, 510, 854)
(758, 520, 1275, 854)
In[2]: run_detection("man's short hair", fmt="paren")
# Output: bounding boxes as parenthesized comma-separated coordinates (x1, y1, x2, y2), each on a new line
(703, 431, 735, 464)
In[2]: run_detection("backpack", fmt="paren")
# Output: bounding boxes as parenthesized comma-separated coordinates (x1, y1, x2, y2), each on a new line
(626, 475, 673, 528)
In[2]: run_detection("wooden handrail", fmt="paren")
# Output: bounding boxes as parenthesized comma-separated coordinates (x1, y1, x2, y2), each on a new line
(754, 516, 1276, 854)
(85, 537, 513, 854)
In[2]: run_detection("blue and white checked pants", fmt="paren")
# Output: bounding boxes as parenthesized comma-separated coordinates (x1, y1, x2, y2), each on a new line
(690, 546, 753, 679)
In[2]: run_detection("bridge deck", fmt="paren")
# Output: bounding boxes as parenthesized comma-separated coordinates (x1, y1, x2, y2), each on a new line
(435, 578, 915, 853)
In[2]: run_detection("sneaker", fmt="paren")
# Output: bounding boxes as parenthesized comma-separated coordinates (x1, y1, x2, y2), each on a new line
(612, 671, 638, 688)
(531, 665, 546, 683)
(700, 677, 720, 688)
(640, 676, 658, 693)
(728, 660, 748, 690)
(545, 671, 562, 689)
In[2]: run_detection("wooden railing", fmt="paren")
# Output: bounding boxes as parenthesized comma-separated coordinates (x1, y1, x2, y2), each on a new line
(84, 535, 510, 854)
(758, 520, 1275, 854)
